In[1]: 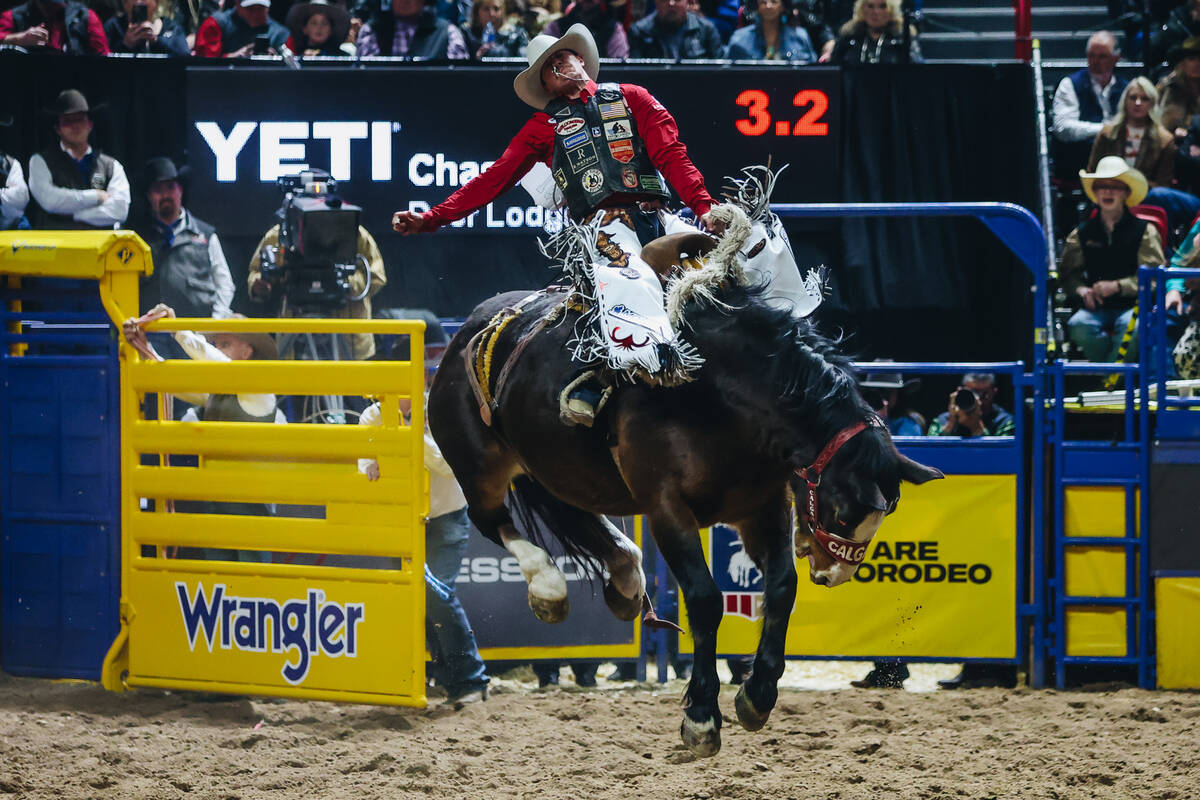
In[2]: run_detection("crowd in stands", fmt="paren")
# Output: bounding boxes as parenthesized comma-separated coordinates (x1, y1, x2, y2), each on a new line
(1050, 13, 1200, 372)
(0, 0, 919, 63)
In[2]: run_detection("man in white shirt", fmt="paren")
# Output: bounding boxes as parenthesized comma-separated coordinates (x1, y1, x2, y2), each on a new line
(0, 135, 30, 229)
(28, 89, 129, 229)
(1052, 32, 1126, 180)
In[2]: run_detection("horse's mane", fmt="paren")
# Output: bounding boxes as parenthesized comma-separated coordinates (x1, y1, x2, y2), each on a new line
(682, 281, 867, 439)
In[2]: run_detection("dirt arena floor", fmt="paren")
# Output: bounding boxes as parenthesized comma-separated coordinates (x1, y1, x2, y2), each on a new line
(1, 662, 1197, 800)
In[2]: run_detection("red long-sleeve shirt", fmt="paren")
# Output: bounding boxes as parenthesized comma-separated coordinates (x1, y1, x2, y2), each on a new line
(424, 82, 714, 229)
(0, 6, 109, 54)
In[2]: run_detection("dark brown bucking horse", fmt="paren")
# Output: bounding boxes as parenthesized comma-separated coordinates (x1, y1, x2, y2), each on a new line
(428, 273, 942, 758)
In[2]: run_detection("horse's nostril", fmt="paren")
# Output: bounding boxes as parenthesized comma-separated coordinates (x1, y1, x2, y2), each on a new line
(813, 573, 829, 586)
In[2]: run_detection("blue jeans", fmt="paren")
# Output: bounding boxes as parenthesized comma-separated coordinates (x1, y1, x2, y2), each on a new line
(425, 508, 489, 698)
(1068, 306, 1137, 362)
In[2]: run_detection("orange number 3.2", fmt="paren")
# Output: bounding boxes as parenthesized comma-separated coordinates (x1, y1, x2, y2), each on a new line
(734, 89, 771, 136)
(792, 89, 829, 136)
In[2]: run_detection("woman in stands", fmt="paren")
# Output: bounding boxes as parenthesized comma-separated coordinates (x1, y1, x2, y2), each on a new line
(828, 0, 920, 65)
(105, 0, 190, 56)
(1089, 76, 1200, 233)
(724, 0, 816, 62)
(285, 0, 356, 57)
(1157, 36, 1200, 139)
(462, 0, 529, 59)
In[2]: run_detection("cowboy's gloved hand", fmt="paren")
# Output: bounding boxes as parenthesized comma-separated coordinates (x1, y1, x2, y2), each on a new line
(392, 210, 438, 235)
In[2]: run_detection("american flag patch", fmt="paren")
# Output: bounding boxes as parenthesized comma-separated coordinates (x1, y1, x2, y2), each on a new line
(599, 102, 626, 120)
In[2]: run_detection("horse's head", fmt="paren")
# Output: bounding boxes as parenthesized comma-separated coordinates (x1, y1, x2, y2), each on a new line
(791, 416, 943, 587)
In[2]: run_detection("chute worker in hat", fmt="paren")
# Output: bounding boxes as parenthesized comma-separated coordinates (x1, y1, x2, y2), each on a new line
(391, 23, 721, 424)
(1059, 156, 1166, 362)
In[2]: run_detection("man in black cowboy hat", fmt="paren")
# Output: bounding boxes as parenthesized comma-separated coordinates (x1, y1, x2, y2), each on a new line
(859, 364, 925, 437)
(136, 157, 234, 320)
(0, 0, 109, 54)
(27, 89, 129, 230)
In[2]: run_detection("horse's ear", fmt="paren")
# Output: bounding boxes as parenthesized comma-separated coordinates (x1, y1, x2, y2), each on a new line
(898, 453, 944, 485)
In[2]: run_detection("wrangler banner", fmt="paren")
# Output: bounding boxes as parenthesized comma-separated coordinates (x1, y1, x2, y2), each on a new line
(680, 474, 1018, 660)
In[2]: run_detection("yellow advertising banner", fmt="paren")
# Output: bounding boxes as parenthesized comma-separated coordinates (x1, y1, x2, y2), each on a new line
(128, 567, 424, 704)
(681, 474, 1017, 659)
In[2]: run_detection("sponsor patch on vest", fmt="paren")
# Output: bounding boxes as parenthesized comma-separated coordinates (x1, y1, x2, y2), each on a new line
(640, 175, 663, 192)
(553, 168, 568, 189)
(91, 175, 107, 189)
(603, 120, 632, 141)
(621, 167, 638, 188)
(562, 130, 588, 150)
(599, 101, 626, 120)
(581, 168, 605, 194)
(556, 118, 586, 136)
(608, 140, 635, 163)
(592, 127, 602, 137)
(567, 142, 599, 173)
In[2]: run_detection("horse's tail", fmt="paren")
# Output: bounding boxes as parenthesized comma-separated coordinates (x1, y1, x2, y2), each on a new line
(507, 475, 611, 582)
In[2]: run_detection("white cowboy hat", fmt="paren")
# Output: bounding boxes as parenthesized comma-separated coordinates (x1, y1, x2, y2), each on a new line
(513, 23, 601, 110)
(1079, 156, 1149, 207)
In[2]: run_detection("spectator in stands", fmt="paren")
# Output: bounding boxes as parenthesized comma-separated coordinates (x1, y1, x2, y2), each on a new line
(0, 0, 108, 53)
(136, 157, 234, 320)
(927, 372, 1015, 437)
(724, 0, 815, 62)
(193, 0, 290, 56)
(247, 210, 388, 360)
(1150, 0, 1200, 69)
(358, 324, 491, 706)
(792, 0, 838, 62)
(1, 144, 31, 230)
(828, 0, 920, 65)
(285, 0, 355, 55)
(628, 0, 722, 60)
(518, 0, 560, 37)
(357, 0, 469, 57)
(1051, 32, 1126, 181)
(463, 0, 530, 58)
(1061, 158, 1165, 362)
(541, 0, 625, 58)
(28, 90, 129, 230)
(105, 0, 190, 55)
(1089, 77, 1200, 232)
(1157, 36, 1200, 137)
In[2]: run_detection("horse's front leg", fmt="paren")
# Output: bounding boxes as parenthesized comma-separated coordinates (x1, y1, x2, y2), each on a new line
(730, 490, 796, 731)
(499, 524, 569, 623)
(649, 510, 724, 758)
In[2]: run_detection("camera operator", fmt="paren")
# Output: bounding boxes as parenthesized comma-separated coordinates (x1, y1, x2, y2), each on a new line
(926, 372, 1015, 438)
(246, 171, 387, 361)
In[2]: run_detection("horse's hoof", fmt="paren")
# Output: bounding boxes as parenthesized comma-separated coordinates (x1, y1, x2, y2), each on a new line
(603, 580, 642, 621)
(680, 715, 722, 758)
(529, 593, 569, 623)
(734, 684, 771, 732)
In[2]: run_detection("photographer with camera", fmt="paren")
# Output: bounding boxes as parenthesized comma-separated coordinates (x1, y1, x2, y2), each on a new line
(247, 169, 387, 362)
(926, 372, 1015, 438)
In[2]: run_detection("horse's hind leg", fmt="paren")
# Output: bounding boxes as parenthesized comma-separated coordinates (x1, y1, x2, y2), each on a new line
(598, 518, 646, 621)
(729, 490, 796, 732)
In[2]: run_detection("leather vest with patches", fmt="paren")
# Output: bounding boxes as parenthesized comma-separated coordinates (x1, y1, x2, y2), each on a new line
(34, 146, 116, 230)
(140, 212, 220, 318)
(546, 84, 669, 221)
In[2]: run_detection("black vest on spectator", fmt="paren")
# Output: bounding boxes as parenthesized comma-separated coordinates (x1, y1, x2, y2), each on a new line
(7, 0, 91, 54)
(139, 211, 220, 318)
(34, 146, 116, 230)
(1075, 211, 1146, 310)
(370, 9, 452, 57)
(1069, 69, 1126, 124)
(546, 84, 669, 220)
(212, 8, 289, 53)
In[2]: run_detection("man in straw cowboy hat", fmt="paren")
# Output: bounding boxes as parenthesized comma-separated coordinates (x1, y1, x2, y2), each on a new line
(391, 23, 719, 424)
(1059, 156, 1165, 362)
